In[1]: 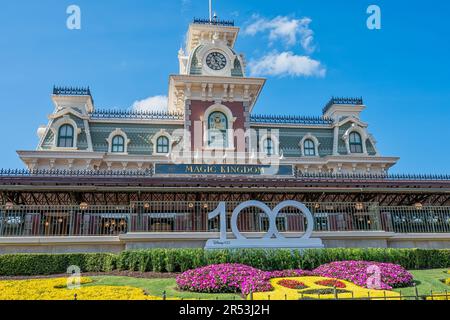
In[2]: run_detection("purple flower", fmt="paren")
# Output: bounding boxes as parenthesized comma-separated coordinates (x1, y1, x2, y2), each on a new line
(176, 264, 312, 295)
(313, 261, 413, 290)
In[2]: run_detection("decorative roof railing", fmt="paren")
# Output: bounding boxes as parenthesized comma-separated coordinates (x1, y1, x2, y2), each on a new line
(0, 169, 449, 181)
(294, 171, 450, 181)
(251, 114, 333, 126)
(53, 86, 92, 97)
(193, 18, 235, 27)
(0, 169, 153, 177)
(323, 97, 364, 115)
(90, 110, 184, 121)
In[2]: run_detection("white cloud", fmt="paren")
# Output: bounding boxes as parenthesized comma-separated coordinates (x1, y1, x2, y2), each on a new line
(244, 15, 316, 53)
(248, 52, 326, 78)
(131, 95, 168, 113)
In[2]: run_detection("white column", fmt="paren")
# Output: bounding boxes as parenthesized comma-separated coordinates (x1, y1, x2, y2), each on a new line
(333, 125, 339, 155)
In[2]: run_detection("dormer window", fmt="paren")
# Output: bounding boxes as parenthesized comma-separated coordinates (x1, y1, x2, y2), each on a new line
(156, 136, 170, 154)
(106, 129, 130, 154)
(300, 134, 320, 157)
(111, 136, 125, 153)
(57, 124, 74, 148)
(349, 132, 363, 153)
(304, 139, 316, 156)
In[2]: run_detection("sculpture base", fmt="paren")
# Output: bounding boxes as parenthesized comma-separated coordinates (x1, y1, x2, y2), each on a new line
(205, 238, 324, 250)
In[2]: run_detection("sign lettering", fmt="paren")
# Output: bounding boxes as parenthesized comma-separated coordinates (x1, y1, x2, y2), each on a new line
(205, 200, 324, 249)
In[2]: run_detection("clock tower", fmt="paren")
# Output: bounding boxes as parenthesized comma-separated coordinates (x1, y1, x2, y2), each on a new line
(168, 18, 266, 162)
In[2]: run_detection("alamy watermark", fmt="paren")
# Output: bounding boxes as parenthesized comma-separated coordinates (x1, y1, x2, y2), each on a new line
(164, 125, 282, 172)
(367, 5, 381, 30)
(66, 5, 81, 30)
(366, 265, 382, 289)
(66, 265, 82, 289)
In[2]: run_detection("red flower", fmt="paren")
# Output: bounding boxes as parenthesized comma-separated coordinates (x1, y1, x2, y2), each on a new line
(277, 279, 308, 290)
(315, 279, 346, 288)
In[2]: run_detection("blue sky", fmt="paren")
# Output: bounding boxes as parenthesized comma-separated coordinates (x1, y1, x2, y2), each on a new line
(0, 0, 449, 173)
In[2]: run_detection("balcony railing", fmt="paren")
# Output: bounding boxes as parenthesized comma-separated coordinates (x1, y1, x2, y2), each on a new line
(0, 169, 449, 181)
(0, 202, 449, 237)
(0, 169, 153, 177)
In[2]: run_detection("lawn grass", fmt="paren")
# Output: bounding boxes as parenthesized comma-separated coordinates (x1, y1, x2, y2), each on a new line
(393, 269, 449, 297)
(89, 276, 243, 300)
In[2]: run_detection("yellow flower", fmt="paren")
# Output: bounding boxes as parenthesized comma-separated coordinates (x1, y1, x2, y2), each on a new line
(250, 277, 401, 300)
(0, 278, 166, 300)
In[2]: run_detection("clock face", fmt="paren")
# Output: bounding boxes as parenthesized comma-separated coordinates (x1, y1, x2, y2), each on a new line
(206, 52, 227, 71)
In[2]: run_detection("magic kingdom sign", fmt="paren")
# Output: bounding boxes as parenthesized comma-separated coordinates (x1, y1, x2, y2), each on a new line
(154, 164, 294, 176)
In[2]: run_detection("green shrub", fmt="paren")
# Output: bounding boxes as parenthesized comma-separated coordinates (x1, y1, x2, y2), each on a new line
(0, 253, 116, 276)
(0, 248, 449, 276)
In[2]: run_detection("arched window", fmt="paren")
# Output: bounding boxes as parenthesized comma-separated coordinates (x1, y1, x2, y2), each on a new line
(156, 136, 170, 154)
(304, 139, 316, 156)
(208, 111, 228, 148)
(111, 135, 125, 153)
(349, 132, 363, 153)
(263, 138, 274, 156)
(57, 124, 74, 148)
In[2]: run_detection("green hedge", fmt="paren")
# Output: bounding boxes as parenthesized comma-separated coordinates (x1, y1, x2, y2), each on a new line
(1, 249, 449, 276)
(115, 248, 450, 273)
(0, 253, 116, 276)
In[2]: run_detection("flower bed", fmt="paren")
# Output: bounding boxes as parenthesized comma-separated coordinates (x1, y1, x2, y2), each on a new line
(176, 264, 312, 295)
(0, 278, 164, 300)
(277, 279, 308, 290)
(313, 261, 413, 290)
(177, 261, 413, 295)
(251, 277, 401, 300)
(314, 279, 346, 288)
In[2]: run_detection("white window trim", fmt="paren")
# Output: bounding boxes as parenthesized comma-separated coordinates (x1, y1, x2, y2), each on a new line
(203, 103, 237, 151)
(342, 124, 369, 155)
(260, 133, 280, 157)
(49, 116, 81, 150)
(106, 129, 130, 154)
(151, 129, 175, 156)
(299, 133, 320, 157)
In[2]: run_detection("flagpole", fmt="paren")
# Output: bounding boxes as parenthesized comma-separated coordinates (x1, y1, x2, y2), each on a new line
(209, 0, 212, 22)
